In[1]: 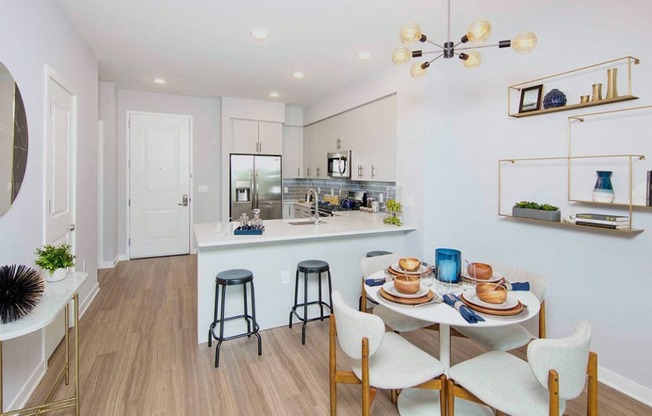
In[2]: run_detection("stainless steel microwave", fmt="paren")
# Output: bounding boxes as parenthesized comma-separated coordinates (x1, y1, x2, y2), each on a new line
(327, 151, 351, 178)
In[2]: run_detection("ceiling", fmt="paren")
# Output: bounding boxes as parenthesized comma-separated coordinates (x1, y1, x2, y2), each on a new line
(57, 0, 533, 107)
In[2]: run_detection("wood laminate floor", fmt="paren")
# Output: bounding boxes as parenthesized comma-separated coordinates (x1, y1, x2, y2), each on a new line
(26, 255, 651, 415)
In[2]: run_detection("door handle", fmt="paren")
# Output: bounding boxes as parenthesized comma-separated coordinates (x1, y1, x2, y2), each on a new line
(178, 194, 189, 206)
(69, 224, 76, 231)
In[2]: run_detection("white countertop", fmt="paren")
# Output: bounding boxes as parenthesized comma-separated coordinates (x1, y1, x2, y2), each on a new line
(0, 272, 88, 341)
(194, 211, 415, 248)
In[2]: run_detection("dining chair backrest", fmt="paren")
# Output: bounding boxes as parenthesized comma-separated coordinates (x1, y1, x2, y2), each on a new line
(360, 253, 401, 278)
(492, 262, 547, 302)
(331, 291, 385, 359)
(527, 321, 591, 400)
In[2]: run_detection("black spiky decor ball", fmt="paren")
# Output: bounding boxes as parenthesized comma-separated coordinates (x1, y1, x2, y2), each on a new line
(0, 265, 45, 324)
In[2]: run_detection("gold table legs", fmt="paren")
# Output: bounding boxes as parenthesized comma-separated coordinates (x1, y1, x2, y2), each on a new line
(0, 293, 80, 416)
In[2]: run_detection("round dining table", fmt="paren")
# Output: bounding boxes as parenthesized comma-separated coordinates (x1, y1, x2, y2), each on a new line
(365, 270, 541, 416)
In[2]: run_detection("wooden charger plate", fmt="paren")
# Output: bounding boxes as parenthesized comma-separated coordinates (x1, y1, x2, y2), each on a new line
(379, 288, 434, 305)
(386, 266, 432, 279)
(460, 292, 524, 316)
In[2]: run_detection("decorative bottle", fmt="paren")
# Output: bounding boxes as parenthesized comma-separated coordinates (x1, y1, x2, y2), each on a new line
(606, 68, 618, 99)
(592, 171, 615, 203)
(251, 208, 264, 230)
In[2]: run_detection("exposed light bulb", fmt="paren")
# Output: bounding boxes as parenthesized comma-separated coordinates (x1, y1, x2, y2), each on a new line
(466, 19, 492, 42)
(511, 32, 538, 54)
(462, 51, 482, 69)
(399, 22, 423, 44)
(409, 62, 428, 79)
(391, 47, 412, 65)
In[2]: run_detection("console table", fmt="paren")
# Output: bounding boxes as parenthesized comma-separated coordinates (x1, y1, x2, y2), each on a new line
(0, 272, 87, 416)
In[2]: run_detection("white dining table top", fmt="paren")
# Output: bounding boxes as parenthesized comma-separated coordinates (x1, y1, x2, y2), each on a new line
(365, 270, 540, 328)
(0, 272, 88, 341)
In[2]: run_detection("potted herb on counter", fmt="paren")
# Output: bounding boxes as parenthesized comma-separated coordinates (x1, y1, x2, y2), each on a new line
(34, 243, 75, 282)
(512, 201, 561, 222)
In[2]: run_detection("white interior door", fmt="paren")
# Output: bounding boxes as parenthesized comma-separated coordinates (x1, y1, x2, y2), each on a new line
(129, 113, 190, 259)
(44, 74, 76, 359)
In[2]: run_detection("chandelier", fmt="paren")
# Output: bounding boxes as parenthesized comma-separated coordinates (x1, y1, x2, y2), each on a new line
(391, 0, 537, 78)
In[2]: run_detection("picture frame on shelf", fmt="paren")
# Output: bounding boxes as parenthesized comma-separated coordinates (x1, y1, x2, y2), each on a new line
(518, 84, 543, 113)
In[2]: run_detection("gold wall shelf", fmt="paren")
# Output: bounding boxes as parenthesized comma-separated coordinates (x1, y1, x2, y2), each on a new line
(508, 56, 640, 118)
(499, 214, 644, 235)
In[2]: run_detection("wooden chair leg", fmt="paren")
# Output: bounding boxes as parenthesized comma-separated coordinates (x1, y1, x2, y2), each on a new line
(587, 352, 598, 416)
(446, 379, 455, 416)
(390, 389, 398, 404)
(439, 375, 446, 416)
(329, 315, 337, 416)
(548, 369, 560, 416)
(539, 300, 546, 338)
(361, 337, 371, 416)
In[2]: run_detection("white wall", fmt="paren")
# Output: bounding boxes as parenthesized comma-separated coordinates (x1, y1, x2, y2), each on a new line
(305, 0, 652, 405)
(111, 90, 221, 258)
(0, 1, 98, 409)
(98, 82, 119, 267)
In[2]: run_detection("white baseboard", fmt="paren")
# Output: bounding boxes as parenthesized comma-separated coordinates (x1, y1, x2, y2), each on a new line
(599, 365, 652, 407)
(7, 359, 47, 411)
(118, 254, 129, 262)
(98, 260, 115, 269)
(79, 282, 100, 318)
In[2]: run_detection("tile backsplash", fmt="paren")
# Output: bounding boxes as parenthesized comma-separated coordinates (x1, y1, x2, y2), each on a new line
(283, 178, 396, 205)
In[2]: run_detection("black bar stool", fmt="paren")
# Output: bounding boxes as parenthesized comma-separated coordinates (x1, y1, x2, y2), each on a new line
(359, 251, 393, 311)
(208, 269, 262, 368)
(288, 260, 333, 345)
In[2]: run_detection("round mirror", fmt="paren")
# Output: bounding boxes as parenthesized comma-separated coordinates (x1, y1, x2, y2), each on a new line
(0, 62, 28, 216)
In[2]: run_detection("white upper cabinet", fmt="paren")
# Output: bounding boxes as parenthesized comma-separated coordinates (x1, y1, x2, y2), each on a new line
(303, 124, 313, 177)
(232, 119, 283, 155)
(283, 125, 303, 178)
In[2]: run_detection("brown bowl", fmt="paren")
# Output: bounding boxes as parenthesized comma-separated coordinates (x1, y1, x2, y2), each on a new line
(394, 275, 420, 294)
(399, 257, 421, 272)
(475, 283, 507, 304)
(466, 262, 493, 280)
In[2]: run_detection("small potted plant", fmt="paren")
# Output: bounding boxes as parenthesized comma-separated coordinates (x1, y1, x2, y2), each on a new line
(383, 199, 403, 226)
(34, 244, 75, 282)
(512, 201, 561, 222)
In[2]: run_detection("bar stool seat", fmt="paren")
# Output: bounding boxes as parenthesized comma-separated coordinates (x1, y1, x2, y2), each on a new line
(208, 269, 262, 367)
(289, 260, 333, 345)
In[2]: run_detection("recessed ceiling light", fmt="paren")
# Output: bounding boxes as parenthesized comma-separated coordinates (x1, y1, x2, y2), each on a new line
(292, 71, 305, 79)
(269, 91, 280, 98)
(152, 78, 166, 84)
(251, 28, 269, 40)
(357, 51, 373, 61)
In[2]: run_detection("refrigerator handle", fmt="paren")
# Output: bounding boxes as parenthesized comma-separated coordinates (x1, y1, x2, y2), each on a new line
(254, 170, 259, 209)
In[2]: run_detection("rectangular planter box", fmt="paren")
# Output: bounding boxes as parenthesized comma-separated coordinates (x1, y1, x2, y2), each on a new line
(512, 207, 561, 222)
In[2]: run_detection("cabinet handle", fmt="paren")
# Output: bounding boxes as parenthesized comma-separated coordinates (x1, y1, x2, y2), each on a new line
(358, 165, 363, 179)
(297, 167, 300, 177)
(307, 167, 311, 177)
(371, 165, 376, 179)
(336, 138, 341, 150)
(316, 167, 320, 177)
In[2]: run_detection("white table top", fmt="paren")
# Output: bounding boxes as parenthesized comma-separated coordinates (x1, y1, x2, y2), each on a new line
(0, 272, 88, 341)
(365, 270, 540, 328)
(194, 211, 416, 248)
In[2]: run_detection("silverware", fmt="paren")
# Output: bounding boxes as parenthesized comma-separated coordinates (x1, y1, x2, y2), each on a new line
(413, 297, 442, 308)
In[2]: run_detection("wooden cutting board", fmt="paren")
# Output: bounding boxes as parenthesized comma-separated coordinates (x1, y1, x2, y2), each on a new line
(379, 288, 434, 305)
(460, 293, 524, 316)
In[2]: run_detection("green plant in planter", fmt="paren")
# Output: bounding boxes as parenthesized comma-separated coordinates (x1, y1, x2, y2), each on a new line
(384, 199, 403, 226)
(34, 244, 75, 275)
(514, 201, 559, 211)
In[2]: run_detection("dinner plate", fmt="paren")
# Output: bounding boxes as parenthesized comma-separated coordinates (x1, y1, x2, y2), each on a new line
(389, 263, 431, 275)
(382, 281, 429, 299)
(460, 270, 503, 283)
(461, 291, 518, 310)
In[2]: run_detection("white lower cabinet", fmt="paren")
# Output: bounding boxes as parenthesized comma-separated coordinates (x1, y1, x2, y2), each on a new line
(282, 203, 295, 219)
(294, 204, 312, 218)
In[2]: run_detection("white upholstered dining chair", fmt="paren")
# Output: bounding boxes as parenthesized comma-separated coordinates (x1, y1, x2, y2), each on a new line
(329, 291, 446, 416)
(360, 254, 432, 332)
(454, 263, 547, 351)
(447, 322, 597, 416)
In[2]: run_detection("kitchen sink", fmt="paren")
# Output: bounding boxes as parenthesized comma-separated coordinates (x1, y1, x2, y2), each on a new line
(288, 220, 326, 226)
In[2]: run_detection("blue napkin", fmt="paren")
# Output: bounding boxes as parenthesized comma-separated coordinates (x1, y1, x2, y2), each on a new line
(443, 294, 485, 324)
(365, 277, 386, 287)
(504, 281, 530, 291)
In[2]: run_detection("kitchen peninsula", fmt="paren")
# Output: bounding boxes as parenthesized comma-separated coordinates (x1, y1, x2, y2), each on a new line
(194, 212, 416, 342)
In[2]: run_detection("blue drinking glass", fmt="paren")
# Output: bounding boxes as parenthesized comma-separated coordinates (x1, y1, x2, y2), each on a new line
(435, 248, 461, 284)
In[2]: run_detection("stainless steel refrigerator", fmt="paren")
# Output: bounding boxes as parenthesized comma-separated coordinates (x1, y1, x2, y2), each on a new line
(230, 154, 282, 221)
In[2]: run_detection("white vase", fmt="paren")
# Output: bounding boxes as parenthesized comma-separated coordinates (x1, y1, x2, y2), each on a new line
(45, 268, 67, 282)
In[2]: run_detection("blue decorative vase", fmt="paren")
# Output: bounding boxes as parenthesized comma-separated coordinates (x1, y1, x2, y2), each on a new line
(542, 89, 567, 109)
(435, 248, 461, 284)
(592, 170, 615, 203)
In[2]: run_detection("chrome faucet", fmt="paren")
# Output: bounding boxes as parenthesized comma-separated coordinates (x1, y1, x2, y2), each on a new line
(307, 188, 320, 224)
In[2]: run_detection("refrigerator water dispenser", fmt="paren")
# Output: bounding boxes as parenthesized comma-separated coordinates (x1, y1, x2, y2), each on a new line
(235, 180, 251, 202)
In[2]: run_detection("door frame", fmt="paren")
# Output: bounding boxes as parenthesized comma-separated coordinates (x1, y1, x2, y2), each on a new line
(125, 111, 193, 259)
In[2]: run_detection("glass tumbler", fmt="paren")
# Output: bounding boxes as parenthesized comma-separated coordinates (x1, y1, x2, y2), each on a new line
(435, 248, 461, 293)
